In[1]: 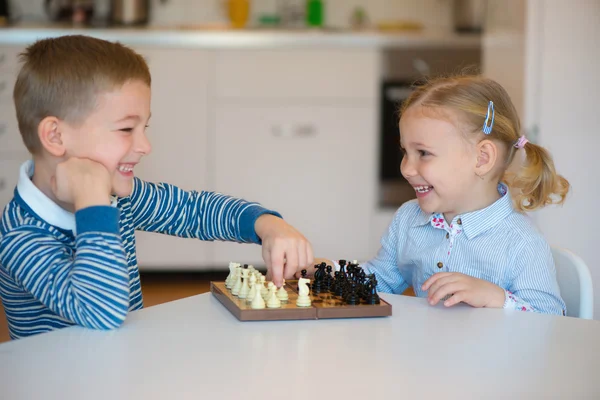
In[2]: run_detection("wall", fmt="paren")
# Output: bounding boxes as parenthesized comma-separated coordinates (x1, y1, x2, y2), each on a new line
(529, 0, 599, 318)
(11, 0, 453, 30)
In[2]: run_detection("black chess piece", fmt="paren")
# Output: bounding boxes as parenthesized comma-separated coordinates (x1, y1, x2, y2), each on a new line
(297, 269, 308, 291)
(367, 284, 380, 305)
(324, 265, 333, 292)
(366, 273, 380, 304)
(339, 259, 347, 277)
(346, 282, 359, 305)
(312, 263, 324, 294)
(333, 271, 343, 297)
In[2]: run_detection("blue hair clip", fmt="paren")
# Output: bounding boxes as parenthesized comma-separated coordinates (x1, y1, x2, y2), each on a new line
(483, 101, 495, 135)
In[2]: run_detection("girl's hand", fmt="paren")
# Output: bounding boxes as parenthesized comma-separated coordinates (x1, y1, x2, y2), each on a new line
(422, 272, 505, 308)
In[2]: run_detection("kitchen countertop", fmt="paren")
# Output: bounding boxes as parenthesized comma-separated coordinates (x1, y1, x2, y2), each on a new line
(0, 24, 480, 49)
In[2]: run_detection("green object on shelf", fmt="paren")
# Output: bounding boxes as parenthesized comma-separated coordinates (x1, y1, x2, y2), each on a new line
(258, 14, 281, 27)
(306, 0, 324, 27)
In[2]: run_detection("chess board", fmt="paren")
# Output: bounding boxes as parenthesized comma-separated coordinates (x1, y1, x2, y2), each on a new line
(211, 281, 392, 321)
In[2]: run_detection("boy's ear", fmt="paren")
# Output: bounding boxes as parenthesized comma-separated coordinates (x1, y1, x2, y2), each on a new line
(38, 116, 66, 157)
(474, 139, 498, 177)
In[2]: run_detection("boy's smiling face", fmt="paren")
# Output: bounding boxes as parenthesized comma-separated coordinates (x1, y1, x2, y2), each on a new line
(60, 79, 152, 197)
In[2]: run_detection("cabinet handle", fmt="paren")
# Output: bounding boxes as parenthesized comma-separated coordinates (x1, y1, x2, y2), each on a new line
(294, 124, 317, 137)
(271, 124, 317, 138)
(0, 179, 5, 191)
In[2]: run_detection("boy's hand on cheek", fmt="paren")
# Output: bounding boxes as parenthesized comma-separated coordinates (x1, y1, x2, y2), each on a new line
(422, 272, 505, 309)
(255, 214, 314, 287)
(52, 158, 112, 211)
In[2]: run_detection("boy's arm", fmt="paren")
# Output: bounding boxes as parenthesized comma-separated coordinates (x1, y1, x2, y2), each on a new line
(504, 237, 567, 315)
(130, 178, 279, 244)
(0, 207, 131, 329)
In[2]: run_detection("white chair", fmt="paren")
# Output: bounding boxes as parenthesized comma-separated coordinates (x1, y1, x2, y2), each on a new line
(551, 246, 594, 319)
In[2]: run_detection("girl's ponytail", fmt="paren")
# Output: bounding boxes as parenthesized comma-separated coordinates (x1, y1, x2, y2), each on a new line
(508, 141, 570, 212)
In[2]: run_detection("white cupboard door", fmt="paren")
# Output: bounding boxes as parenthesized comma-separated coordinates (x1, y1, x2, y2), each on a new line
(133, 48, 213, 270)
(212, 104, 377, 267)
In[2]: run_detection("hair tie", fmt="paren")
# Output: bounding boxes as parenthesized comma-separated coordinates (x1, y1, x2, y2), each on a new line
(514, 135, 528, 149)
(483, 101, 495, 135)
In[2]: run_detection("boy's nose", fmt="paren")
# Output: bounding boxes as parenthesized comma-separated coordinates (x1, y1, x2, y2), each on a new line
(135, 132, 152, 156)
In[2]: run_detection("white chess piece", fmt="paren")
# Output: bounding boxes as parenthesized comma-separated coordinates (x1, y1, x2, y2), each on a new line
(296, 277, 312, 307)
(277, 279, 289, 302)
(260, 276, 269, 299)
(267, 282, 281, 308)
(232, 266, 243, 296)
(225, 262, 239, 289)
(246, 273, 257, 304)
(251, 282, 266, 309)
(239, 269, 250, 299)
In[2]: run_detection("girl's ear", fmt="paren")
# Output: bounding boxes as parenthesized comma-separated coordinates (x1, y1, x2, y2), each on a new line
(38, 116, 66, 157)
(474, 139, 498, 178)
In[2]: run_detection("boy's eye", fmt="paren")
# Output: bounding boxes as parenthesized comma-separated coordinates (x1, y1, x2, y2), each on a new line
(418, 150, 431, 157)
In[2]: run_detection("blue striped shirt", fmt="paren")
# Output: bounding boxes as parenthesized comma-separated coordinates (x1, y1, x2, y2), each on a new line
(0, 161, 279, 339)
(363, 186, 566, 315)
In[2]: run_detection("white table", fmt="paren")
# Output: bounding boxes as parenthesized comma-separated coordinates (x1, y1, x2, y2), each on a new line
(0, 293, 599, 399)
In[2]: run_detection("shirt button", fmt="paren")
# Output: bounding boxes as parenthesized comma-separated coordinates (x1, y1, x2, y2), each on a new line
(457, 218, 462, 225)
(446, 232, 450, 239)
(437, 262, 444, 269)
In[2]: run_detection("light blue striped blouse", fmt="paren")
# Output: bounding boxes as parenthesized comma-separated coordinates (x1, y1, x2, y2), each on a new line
(0, 161, 279, 339)
(362, 186, 566, 315)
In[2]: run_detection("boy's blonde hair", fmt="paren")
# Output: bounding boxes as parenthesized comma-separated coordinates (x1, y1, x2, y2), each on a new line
(13, 35, 151, 154)
(400, 74, 569, 212)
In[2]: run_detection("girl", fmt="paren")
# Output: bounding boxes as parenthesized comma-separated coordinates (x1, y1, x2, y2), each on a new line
(325, 75, 570, 315)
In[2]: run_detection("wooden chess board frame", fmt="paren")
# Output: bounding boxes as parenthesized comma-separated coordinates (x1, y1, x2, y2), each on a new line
(210, 281, 392, 321)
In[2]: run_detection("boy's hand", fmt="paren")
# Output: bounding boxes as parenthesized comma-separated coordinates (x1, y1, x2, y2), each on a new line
(422, 272, 505, 308)
(52, 158, 112, 211)
(255, 214, 314, 287)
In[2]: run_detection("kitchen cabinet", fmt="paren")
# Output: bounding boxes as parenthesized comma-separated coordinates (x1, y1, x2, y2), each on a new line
(132, 47, 213, 269)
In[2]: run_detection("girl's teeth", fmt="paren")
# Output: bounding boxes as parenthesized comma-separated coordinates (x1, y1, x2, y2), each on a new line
(118, 165, 133, 172)
(414, 186, 432, 193)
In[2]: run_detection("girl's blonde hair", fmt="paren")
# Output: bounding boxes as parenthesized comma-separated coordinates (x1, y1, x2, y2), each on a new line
(400, 74, 569, 212)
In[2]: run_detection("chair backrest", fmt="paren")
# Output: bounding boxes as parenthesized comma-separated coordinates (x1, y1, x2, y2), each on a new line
(551, 246, 594, 319)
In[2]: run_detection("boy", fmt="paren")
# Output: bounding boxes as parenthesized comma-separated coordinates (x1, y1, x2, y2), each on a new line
(0, 35, 313, 340)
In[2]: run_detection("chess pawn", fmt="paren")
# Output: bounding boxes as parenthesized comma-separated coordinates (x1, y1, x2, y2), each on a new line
(251, 282, 266, 309)
(225, 262, 236, 288)
(296, 277, 312, 307)
(260, 276, 269, 299)
(232, 266, 243, 296)
(238, 269, 250, 299)
(246, 273, 257, 304)
(267, 283, 281, 308)
(277, 279, 289, 302)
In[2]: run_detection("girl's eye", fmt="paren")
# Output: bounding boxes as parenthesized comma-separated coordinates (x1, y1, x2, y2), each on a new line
(120, 128, 134, 133)
(418, 150, 430, 157)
